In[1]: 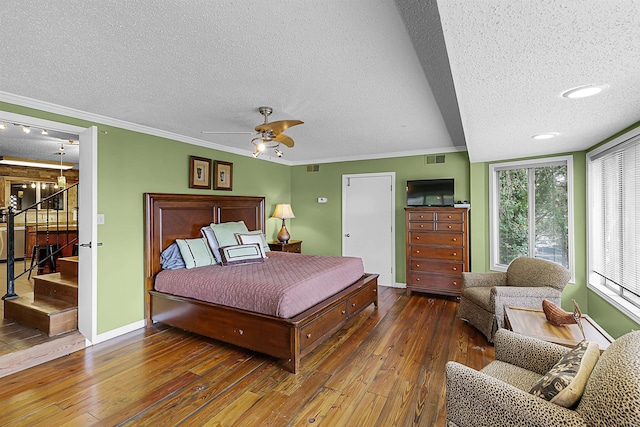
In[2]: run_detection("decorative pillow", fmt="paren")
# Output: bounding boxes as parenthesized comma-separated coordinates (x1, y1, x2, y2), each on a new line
(530, 340, 600, 407)
(160, 242, 186, 270)
(219, 243, 265, 266)
(235, 230, 270, 256)
(200, 226, 222, 264)
(175, 238, 217, 269)
(210, 221, 249, 248)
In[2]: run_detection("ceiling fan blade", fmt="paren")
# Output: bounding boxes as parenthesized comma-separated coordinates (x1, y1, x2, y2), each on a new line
(201, 131, 253, 135)
(273, 133, 295, 148)
(255, 120, 303, 135)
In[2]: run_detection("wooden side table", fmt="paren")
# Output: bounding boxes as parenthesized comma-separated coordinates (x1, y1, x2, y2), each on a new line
(504, 306, 613, 352)
(268, 240, 302, 254)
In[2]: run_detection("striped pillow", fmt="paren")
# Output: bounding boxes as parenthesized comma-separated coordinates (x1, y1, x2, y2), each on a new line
(175, 238, 216, 269)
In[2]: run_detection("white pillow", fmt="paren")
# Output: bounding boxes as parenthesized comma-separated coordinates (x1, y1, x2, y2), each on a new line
(235, 231, 269, 257)
(200, 226, 222, 263)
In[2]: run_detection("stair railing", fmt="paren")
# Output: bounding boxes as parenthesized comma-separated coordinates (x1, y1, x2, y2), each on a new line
(2, 183, 79, 301)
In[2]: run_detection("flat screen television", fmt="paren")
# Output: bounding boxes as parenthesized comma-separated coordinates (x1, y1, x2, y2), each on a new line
(406, 179, 455, 206)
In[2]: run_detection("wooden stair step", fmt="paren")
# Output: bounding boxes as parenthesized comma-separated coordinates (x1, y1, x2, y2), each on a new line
(58, 256, 78, 280)
(0, 331, 85, 379)
(4, 293, 78, 337)
(33, 273, 78, 304)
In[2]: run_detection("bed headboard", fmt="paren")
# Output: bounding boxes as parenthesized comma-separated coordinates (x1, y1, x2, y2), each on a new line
(144, 193, 265, 321)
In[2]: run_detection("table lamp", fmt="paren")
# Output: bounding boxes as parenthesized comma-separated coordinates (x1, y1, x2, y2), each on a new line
(271, 204, 295, 243)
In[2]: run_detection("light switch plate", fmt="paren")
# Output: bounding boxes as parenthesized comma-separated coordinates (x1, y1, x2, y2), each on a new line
(97, 213, 105, 225)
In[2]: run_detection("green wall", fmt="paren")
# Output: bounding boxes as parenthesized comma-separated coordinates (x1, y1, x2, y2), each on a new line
(290, 152, 471, 284)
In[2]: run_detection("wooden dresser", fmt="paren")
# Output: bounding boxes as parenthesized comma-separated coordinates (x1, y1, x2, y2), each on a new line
(405, 207, 469, 297)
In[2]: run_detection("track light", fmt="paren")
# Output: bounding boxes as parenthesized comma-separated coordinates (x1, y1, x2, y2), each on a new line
(274, 148, 283, 158)
(31, 182, 36, 188)
(252, 150, 261, 158)
(22, 126, 30, 134)
(0, 123, 6, 130)
(42, 129, 48, 135)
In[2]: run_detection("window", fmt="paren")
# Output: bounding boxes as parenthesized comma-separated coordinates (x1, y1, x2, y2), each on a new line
(489, 156, 574, 278)
(588, 132, 640, 322)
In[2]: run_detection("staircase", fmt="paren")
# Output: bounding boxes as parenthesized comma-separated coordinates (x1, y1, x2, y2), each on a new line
(4, 256, 78, 336)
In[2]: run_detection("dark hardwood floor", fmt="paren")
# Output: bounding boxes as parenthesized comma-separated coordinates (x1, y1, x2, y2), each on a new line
(0, 287, 494, 426)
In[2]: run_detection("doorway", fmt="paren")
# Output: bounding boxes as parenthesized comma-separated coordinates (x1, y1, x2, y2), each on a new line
(0, 110, 97, 344)
(342, 172, 395, 286)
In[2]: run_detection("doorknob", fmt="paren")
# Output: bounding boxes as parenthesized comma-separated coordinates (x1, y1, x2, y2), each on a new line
(79, 242, 103, 249)
(344, 234, 350, 237)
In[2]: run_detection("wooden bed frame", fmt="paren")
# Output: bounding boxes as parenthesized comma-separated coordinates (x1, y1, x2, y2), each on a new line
(144, 193, 379, 373)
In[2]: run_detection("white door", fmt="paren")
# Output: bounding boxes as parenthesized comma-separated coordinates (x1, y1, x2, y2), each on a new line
(342, 172, 395, 286)
(77, 126, 98, 343)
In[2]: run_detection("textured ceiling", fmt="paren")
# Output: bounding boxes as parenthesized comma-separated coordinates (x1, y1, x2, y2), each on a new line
(1, 1, 639, 166)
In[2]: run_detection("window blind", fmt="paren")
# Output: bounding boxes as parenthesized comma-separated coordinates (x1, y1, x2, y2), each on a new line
(590, 135, 640, 305)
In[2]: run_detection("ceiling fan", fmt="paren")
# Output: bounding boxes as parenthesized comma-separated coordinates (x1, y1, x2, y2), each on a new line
(202, 106, 303, 158)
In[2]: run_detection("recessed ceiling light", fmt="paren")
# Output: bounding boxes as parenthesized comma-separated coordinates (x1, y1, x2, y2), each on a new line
(561, 84, 609, 99)
(532, 133, 559, 140)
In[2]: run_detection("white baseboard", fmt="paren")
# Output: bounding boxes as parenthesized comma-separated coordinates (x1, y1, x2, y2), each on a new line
(88, 320, 146, 345)
(378, 282, 406, 289)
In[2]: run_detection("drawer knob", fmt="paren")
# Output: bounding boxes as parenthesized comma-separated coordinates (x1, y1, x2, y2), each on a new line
(416, 264, 420, 268)
(453, 252, 457, 256)
(447, 215, 452, 218)
(420, 215, 424, 218)
(448, 225, 452, 229)
(341, 310, 346, 315)
(452, 267, 457, 271)
(352, 303, 356, 307)
(452, 238, 457, 241)
(306, 333, 312, 339)
(420, 224, 424, 228)
(453, 281, 458, 285)
(373, 289, 377, 293)
(416, 250, 420, 254)
(416, 277, 420, 281)
(416, 236, 420, 240)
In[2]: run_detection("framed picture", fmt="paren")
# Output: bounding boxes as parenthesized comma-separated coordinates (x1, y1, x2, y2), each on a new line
(189, 156, 212, 189)
(214, 160, 233, 191)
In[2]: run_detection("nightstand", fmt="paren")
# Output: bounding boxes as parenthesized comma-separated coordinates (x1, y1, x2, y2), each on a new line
(268, 240, 302, 254)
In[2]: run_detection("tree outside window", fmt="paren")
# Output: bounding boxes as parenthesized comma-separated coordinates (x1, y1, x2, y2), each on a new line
(490, 157, 573, 275)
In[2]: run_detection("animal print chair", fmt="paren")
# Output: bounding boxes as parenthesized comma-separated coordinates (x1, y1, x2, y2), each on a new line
(445, 329, 640, 426)
(458, 257, 571, 342)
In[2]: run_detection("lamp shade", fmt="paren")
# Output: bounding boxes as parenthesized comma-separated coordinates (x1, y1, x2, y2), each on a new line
(271, 204, 295, 219)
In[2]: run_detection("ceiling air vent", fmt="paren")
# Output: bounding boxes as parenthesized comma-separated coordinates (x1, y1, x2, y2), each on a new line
(306, 164, 320, 172)
(426, 155, 445, 164)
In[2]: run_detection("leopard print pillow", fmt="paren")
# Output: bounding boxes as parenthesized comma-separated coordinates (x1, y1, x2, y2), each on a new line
(529, 340, 600, 408)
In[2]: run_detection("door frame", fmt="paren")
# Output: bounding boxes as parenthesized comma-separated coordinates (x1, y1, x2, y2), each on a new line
(341, 172, 396, 286)
(0, 111, 98, 344)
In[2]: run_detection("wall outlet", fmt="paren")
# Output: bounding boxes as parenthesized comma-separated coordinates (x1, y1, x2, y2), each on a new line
(97, 213, 105, 225)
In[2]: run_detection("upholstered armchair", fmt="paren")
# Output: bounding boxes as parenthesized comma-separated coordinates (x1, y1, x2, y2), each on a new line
(458, 257, 571, 342)
(446, 329, 640, 427)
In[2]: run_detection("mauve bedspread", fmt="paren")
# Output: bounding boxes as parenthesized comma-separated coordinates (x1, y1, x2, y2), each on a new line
(154, 252, 365, 318)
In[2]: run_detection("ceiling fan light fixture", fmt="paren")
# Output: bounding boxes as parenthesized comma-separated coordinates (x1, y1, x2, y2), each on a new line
(274, 148, 283, 158)
(561, 84, 608, 99)
(252, 150, 261, 158)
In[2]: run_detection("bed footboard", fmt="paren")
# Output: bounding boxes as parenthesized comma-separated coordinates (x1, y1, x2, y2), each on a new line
(150, 273, 379, 373)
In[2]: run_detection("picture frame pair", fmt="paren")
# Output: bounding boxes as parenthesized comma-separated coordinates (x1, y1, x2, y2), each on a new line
(189, 156, 232, 191)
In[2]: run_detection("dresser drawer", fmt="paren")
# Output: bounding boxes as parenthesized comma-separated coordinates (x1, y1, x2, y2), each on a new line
(409, 222, 435, 231)
(435, 212, 464, 222)
(408, 273, 462, 292)
(408, 211, 435, 222)
(299, 301, 347, 351)
(435, 222, 464, 232)
(411, 246, 463, 261)
(410, 232, 463, 246)
(411, 260, 464, 275)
